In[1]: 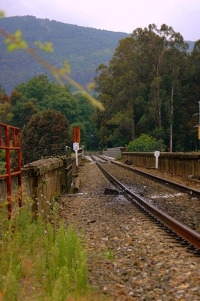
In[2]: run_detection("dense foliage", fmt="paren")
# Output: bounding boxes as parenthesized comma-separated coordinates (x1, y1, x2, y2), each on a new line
(127, 134, 166, 152)
(0, 85, 12, 123)
(21, 110, 71, 164)
(94, 24, 200, 152)
(0, 74, 100, 163)
(0, 15, 128, 93)
(0, 74, 98, 152)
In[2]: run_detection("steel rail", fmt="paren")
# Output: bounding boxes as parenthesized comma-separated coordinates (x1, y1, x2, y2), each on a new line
(98, 155, 200, 197)
(111, 160, 200, 197)
(93, 159, 200, 249)
(91, 154, 107, 163)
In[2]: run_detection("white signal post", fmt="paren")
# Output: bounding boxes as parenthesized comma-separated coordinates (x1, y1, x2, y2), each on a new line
(73, 142, 79, 167)
(154, 151, 160, 169)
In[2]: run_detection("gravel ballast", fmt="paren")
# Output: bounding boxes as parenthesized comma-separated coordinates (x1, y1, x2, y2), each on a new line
(60, 160, 200, 300)
(102, 161, 200, 233)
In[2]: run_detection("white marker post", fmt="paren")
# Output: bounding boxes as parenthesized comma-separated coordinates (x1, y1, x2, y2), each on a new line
(73, 142, 79, 168)
(154, 151, 160, 169)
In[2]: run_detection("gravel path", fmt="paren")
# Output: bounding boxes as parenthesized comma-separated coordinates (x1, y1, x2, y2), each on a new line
(59, 160, 200, 300)
(101, 162, 200, 233)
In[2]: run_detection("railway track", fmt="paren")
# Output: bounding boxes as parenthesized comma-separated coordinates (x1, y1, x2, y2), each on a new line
(98, 154, 200, 197)
(95, 155, 200, 231)
(91, 155, 200, 253)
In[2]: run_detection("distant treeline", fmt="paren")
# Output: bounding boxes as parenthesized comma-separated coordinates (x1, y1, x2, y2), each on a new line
(94, 24, 200, 152)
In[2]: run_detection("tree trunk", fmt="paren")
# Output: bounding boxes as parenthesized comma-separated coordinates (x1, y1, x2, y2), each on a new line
(129, 83, 135, 141)
(169, 85, 174, 152)
(157, 85, 162, 129)
(131, 103, 135, 140)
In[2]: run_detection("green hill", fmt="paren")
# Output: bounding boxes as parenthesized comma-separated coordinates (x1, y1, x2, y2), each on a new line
(0, 16, 129, 93)
(0, 16, 195, 94)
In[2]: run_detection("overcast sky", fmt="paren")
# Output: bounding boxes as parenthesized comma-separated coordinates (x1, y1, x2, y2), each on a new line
(1, 0, 200, 41)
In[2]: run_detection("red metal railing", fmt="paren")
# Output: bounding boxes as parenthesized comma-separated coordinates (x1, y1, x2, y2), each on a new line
(0, 122, 22, 219)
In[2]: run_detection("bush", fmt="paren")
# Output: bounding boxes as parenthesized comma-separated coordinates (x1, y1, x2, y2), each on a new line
(127, 134, 166, 152)
(21, 110, 71, 164)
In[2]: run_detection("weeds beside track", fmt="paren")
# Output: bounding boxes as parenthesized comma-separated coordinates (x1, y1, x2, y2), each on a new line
(0, 205, 90, 301)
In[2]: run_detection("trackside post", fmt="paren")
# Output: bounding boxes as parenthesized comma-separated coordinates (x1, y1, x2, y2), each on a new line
(73, 127, 81, 169)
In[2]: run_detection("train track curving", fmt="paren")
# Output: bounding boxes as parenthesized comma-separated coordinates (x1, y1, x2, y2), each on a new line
(91, 155, 200, 253)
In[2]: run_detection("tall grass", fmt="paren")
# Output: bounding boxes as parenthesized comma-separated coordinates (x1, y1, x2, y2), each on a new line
(0, 205, 89, 300)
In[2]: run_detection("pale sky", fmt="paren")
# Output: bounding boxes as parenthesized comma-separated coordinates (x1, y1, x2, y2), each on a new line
(1, 0, 200, 41)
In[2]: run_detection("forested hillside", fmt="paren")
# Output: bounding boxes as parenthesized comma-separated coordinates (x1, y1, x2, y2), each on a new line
(94, 24, 200, 152)
(0, 17, 198, 153)
(0, 16, 128, 93)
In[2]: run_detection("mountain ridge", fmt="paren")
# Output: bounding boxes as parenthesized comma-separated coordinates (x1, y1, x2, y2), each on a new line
(0, 15, 195, 94)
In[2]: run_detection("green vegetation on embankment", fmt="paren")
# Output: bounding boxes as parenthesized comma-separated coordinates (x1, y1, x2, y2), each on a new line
(0, 205, 90, 300)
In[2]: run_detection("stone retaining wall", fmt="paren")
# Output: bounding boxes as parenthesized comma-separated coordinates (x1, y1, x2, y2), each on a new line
(122, 152, 200, 177)
(0, 154, 81, 216)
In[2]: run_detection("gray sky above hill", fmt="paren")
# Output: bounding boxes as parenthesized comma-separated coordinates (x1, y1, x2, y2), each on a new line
(1, 0, 200, 41)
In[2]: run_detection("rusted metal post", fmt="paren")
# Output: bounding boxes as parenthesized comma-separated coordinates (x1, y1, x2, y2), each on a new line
(5, 126, 12, 219)
(73, 127, 80, 144)
(18, 130, 22, 207)
(0, 123, 22, 219)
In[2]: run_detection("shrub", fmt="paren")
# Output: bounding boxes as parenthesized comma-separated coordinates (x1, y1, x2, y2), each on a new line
(21, 110, 71, 164)
(127, 134, 166, 152)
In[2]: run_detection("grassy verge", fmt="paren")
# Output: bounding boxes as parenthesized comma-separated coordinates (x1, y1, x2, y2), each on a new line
(0, 205, 90, 300)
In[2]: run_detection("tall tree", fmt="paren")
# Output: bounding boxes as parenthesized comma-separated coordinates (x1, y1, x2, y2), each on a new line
(132, 24, 188, 139)
(95, 24, 193, 151)
(95, 38, 147, 146)
(162, 48, 188, 151)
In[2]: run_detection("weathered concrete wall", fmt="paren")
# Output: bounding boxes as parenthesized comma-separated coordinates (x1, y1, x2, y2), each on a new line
(0, 154, 81, 215)
(23, 157, 66, 215)
(103, 147, 122, 158)
(122, 152, 200, 177)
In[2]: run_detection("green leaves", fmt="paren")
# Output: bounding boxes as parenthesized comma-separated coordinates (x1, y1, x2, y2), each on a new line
(127, 134, 166, 152)
(59, 59, 71, 74)
(3, 31, 53, 53)
(34, 41, 54, 52)
(86, 82, 95, 91)
(4, 30, 28, 52)
(0, 10, 5, 18)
